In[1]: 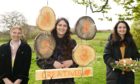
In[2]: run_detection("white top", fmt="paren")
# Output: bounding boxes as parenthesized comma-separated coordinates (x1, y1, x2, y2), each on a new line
(10, 40, 21, 68)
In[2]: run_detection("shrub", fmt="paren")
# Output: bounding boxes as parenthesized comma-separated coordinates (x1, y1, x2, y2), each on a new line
(131, 20, 140, 49)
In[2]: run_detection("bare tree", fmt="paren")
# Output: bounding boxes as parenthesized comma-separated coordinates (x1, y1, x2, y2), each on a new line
(0, 11, 26, 30)
(73, 0, 109, 13)
(73, 0, 111, 20)
(73, 0, 139, 21)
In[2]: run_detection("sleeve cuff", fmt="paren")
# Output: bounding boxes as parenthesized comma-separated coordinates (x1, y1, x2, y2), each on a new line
(0, 74, 8, 80)
(16, 75, 29, 81)
(107, 57, 115, 68)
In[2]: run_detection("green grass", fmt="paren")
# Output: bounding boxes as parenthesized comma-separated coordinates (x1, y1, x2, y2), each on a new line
(0, 31, 140, 84)
(73, 32, 107, 84)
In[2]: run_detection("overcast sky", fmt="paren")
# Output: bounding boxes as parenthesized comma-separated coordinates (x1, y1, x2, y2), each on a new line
(0, 0, 126, 30)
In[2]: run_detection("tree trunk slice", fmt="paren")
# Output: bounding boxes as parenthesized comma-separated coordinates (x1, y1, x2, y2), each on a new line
(37, 6, 56, 31)
(75, 16, 97, 40)
(73, 44, 96, 66)
(34, 32, 56, 59)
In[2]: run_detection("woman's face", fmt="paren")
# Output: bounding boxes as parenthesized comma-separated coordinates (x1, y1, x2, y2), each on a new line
(56, 20, 68, 38)
(117, 23, 127, 36)
(10, 28, 22, 41)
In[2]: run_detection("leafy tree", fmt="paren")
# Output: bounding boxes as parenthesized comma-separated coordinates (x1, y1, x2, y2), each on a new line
(73, 0, 110, 13)
(0, 11, 26, 30)
(0, 11, 34, 41)
(73, 0, 140, 21)
(131, 20, 140, 49)
(133, 0, 140, 21)
(114, 0, 140, 21)
(73, 0, 112, 20)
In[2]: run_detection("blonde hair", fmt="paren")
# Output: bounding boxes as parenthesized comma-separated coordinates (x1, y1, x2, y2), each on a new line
(10, 26, 26, 41)
(10, 26, 22, 31)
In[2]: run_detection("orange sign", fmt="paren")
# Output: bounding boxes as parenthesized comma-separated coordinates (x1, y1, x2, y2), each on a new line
(36, 67, 93, 80)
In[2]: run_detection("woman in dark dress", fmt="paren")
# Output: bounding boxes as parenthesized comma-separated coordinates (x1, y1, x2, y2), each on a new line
(37, 17, 78, 84)
(103, 21, 140, 84)
(0, 26, 32, 84)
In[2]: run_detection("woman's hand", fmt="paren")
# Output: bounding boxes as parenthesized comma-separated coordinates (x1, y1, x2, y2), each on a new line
(115, 61, 119, 65)
(62, 60, 73, 68)
(14, 79, 22, 84)
(53, 61, 63, 69)
(3, 78, 14, 84)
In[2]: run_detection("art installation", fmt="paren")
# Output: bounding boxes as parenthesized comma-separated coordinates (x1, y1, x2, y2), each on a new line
(75, 16, 97, 40)
(35, 5, 56, 59)
(34, 32, 56, 59)
(35, 5, 97, 81)
(73, 15, 97, 67)
(36, 6, 56, 31)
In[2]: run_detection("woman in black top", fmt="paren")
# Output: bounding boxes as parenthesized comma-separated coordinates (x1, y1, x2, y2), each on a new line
(103, 21, 140, 84)
(0, 26, 32, 84)
(37, 17, 78, 84)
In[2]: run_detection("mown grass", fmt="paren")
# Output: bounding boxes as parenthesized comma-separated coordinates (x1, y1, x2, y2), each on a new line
(28, 31, 140, 84)
(0, 31, 140, 84)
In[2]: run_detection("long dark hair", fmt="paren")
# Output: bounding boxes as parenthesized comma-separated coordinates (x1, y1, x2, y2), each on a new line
(111, 21, 132, 44)
(52, 17, 71, 43)
(51, 17, 73, 58)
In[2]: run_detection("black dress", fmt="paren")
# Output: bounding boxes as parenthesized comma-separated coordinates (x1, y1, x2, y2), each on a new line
(37, 38, 78, 84)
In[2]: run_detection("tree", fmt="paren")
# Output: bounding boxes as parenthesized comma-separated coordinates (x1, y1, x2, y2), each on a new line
(131, 20, 140, 49)
(133, 0, 140, 21)
(73, 0, 140, 21)
(114, 0, 140, 21)
(73, 0, 109, 13)
(73, 0, 111, 20)
(73, 0, 140, 48)
(0, 11, 26, 30)
(0, 11, 34, 41)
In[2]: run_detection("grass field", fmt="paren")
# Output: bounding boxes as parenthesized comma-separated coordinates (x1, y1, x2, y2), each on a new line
(0, 31, 140, 84)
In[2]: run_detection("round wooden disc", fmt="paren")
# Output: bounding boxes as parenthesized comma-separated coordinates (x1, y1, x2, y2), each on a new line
(73, 44, 96, 66)
(37, 6, 56, 31)
(34, 32, 56, 59)
(75, 16, 97, 40)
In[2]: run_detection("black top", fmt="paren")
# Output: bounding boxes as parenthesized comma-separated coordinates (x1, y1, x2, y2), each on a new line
(36, 38, 78, 84)
(0, 40, 32, 84)
(103, 34, 140, 84)
(37, 38, 78, 69)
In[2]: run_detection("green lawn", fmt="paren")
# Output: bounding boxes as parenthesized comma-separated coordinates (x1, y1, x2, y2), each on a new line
(0, 31, 140, 84)
(29, 31, 140, 84)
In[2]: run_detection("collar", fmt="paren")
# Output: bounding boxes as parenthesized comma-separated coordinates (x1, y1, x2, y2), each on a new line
(10, 40, 21, 49)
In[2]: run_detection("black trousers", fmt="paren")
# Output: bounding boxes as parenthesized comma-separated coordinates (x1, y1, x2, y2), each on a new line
(42, 78, 75, 84)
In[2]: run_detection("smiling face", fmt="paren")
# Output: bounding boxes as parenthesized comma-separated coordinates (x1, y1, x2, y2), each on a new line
(56, 20, 68, 38)
(10, 27, 22, 41)
(117, 23, 127, 37)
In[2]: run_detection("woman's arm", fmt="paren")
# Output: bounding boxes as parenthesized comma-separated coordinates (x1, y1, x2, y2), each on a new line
(36, 56, 55, 69)
(2, 78, 13, 84)
(16, 44, 32, 82)
(0, 45, 9, 82)
(62, 60, 74, 68)
(63, 39, 78, 68)
(71, 39, 79, 67)
(131, 39, 140, 60)
(14, 79, 22, 84)
(103, 41, 116, 68)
